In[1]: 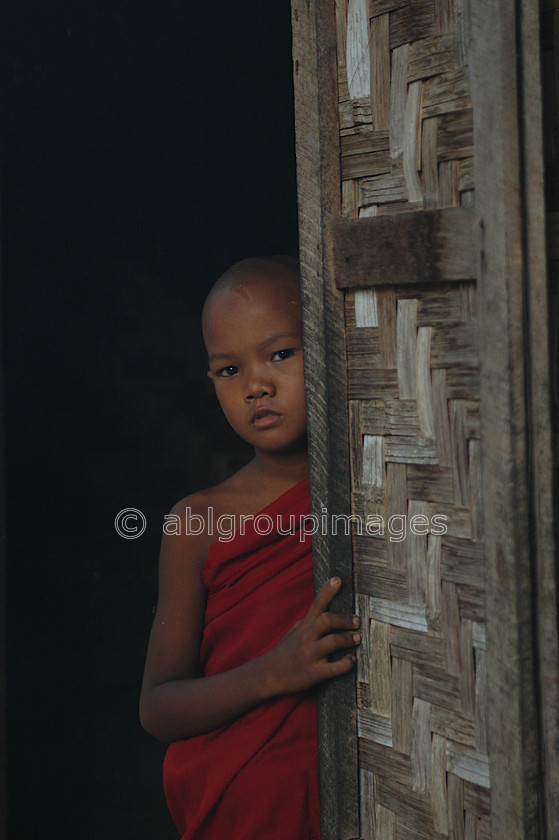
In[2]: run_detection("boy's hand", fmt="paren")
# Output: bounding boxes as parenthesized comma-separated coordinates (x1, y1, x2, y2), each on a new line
(261, 577, 360, 697)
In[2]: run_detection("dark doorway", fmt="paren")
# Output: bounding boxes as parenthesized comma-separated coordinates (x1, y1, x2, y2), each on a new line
(3, 2, 297, 836)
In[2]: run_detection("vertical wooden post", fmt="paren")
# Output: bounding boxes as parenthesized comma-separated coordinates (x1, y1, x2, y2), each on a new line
(469, 0, 558, 835)
(291, 2, 360, 838)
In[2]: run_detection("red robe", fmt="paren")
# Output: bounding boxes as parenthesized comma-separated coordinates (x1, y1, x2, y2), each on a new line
(163, 477, 321, 839)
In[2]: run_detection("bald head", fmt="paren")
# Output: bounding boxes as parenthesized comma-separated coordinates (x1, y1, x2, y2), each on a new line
(202, 256, 301, 342)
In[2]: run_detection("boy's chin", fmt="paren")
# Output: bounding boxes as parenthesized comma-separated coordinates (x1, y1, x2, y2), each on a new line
(253, 434, 308, 456)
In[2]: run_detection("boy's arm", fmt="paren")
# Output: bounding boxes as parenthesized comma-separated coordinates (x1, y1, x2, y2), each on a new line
(139, 502, 360, 742)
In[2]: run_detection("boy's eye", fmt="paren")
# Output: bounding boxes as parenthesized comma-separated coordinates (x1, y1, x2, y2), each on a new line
(216, 365, 238, 377)
(271, 348, 294, 362)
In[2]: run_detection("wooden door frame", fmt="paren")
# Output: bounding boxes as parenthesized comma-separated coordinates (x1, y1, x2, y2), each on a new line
(291, 3, 361, 837)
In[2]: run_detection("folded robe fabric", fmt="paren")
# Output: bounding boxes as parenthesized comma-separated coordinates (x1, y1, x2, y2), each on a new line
(163, 477, 321, 840)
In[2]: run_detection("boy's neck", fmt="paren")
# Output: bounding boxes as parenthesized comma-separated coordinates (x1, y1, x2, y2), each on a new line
(248, 449, 309, 488)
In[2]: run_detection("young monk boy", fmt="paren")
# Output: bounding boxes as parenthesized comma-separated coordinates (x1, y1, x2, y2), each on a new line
(140, 256, 361, 839)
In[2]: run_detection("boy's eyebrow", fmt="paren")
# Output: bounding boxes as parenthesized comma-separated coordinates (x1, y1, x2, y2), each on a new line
(258, 332, 299, 350)
(208, 333, 299, 363)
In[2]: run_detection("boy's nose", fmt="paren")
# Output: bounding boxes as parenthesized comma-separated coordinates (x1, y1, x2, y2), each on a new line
(244, 374, 276, 401)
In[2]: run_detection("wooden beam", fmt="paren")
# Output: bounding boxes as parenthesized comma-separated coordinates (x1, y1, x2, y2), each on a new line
(333, 208, 475, 287)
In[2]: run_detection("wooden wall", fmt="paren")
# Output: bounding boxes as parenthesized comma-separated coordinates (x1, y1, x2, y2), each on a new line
(291, 0, 558, 838)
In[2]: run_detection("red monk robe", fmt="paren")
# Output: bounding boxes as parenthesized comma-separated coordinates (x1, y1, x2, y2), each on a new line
(163, 477, 321, 840)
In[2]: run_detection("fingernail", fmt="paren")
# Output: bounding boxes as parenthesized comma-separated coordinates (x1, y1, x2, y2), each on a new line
(352, 616, 360, 627)
(353, 633, 361, 643)
(330, 576, 341, 586)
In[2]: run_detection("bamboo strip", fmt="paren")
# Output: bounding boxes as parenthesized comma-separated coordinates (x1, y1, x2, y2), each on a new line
(416, 326, 436, 438)
(407, 465, 454, 502)
(431, 733, 450, 833)
(360, 739, 412, 785)
(370, 619, 393, 716)
(446, 742, 490, 788)
(347, 0, 371, 99)
(356, 593, 371, 684)
(358, 708, 394, 745)
(355, 288, 379, 326)
(363, 434, 384, 486)
(432, 368, 453, 467)
(442, 580, 462, 677)
(390, 44, 410, 161)
(431, 705, 477, 747)
(386, 462, 407, 569)
(356, 563, 408, 600)
(369, 597, 429, 631)
(391, 657, 413, 753)
(378, 288, 398, 366)
(411, 698, 432, 792)
(407, 499, 428, 605)
(360, 768, 376, 840)
(413, 663, 462, 711)
(426, 533, 442, 630)
(397, 299, 418, 398)
(403, 81, 424, 203)
(389, 0, 437, 49)
(463, 780, 491, 818)
(360, 399, 422, 436)
(422, 116, 440, 208)
(447, 773, 466, 840)
(408, 34, 456, 82)
(371, 14, 391, 130)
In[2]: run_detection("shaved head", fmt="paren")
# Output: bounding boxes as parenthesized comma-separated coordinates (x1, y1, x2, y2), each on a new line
(202, 256, 301, 343)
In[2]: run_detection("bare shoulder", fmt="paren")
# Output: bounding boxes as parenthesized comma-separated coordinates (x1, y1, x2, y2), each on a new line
(169, 467, 253, 524)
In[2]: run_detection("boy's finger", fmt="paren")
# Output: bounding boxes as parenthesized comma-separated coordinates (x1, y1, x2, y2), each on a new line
(315, 611, 360, 635)
(320, 653, 356, 680)
(304, 577, 342, 622)
(316, 631, 361, 658)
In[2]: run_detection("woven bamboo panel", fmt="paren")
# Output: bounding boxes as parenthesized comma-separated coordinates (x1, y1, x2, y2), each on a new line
(335, 1, 489, 836)
(338, 0, 473, 219)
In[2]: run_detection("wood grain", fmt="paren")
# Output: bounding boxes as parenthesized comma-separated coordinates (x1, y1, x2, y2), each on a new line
(333, 209, 475, 286)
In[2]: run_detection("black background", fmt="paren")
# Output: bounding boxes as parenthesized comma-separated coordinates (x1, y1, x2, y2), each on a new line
(3, 1, 298, 836)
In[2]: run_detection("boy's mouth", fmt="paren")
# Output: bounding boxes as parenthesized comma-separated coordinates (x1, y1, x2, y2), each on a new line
(250, 408, 282, 429)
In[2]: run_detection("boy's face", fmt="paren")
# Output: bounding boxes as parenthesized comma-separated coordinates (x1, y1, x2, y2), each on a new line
(204, 277, 307, 456)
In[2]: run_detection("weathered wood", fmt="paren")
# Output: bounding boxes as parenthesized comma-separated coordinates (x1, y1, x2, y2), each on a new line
(356, 562, 409, 600)
(422, 69, 472, 118)
(389, 0, 437, 50)
(389, 44, 410, 162)
(358, 708, 393, 745)
(520, 0, 559, 834)
(437, 110, 474, 161)
(422, 116, 440, 208)
(371, 14, 391, 130)
(334, 208, 476, 286)
(439, 159, 460, 207)
(359, 172, 407, 206)
(291, 0, 360, 836)
(408, 33, 456, 82)
(360, 398, 422, 436)
(469, 0, 556, 832)
(346, 0, 370, 99)
(292, 0, 557, 836)
(403, 81, 424, 203)
(341, 149, 392, 179)
(341, 129, 390, 156)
